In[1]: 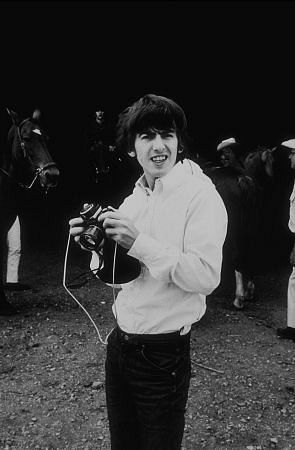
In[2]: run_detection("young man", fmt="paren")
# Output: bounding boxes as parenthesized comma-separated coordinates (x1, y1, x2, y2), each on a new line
(277, 138, 295, 342)
(69, 94, 228, 449)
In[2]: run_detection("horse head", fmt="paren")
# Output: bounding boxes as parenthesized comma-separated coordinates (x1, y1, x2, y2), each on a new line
(4, 108, 59, 191)
(243, 145, 275, 183)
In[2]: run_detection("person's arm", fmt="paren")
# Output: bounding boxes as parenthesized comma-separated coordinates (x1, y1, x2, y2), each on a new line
(288, 186, 295, 265)
(128, 188, 227, 295)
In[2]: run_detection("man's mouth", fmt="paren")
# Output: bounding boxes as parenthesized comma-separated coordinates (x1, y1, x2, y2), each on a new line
(151, 155, 168, 163)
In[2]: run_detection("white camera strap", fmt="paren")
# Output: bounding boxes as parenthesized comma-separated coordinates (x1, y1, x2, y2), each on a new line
(63, 231, 118, 345)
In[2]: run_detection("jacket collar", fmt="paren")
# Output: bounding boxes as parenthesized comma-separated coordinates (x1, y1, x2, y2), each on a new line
(135, 159, 198, 194)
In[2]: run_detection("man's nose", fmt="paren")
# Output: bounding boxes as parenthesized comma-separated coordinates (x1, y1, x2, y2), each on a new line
(152, 134, 165, 151)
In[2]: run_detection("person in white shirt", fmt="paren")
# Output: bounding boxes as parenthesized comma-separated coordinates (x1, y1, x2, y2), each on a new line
(277, 138, 295, 342)
(69, 94, 228, 449)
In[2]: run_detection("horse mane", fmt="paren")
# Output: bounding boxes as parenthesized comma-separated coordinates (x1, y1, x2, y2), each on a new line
(7, 117, 32, 150)
(237, 174, 257, 207)
(7, 125, 15, 146)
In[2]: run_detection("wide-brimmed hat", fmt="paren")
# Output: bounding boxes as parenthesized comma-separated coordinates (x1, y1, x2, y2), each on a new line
(217, 137, 239, 152)
(281, 139, 295, 150)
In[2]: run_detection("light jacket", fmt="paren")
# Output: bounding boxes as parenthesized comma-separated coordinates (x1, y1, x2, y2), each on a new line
(91, 159, 228, 334)
(289, 181, 295, 233)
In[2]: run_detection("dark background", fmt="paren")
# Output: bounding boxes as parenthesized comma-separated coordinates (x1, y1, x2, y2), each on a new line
(1, 1, 295, 254)
(1, 1, 295, 146)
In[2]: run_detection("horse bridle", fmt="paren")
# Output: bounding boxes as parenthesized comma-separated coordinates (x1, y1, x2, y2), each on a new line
(0, 121, 57, 190)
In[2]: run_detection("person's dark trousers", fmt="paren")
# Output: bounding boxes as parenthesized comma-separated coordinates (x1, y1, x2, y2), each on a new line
(105, 326, 191, 450)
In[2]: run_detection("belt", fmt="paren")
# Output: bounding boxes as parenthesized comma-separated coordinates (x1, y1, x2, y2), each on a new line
(114, 326, 190, 346)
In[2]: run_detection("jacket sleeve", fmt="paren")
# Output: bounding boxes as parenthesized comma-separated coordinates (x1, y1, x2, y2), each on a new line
(289, 185, 295, 233)
(128, 187, 228, 295)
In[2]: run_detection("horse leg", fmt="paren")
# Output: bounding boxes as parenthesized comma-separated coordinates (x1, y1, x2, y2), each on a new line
(0, 289, 17, 315)
(233, 270, 245, 309)
(245, 278, 255, 301)
(0, 231, 18, 316)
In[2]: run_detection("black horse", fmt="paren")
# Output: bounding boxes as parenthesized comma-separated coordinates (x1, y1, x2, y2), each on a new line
(0, 109, 60, 315)
(201, 145, 276, 309)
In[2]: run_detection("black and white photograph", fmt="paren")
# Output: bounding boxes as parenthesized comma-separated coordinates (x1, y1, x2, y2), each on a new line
(1, 1, 295, 449)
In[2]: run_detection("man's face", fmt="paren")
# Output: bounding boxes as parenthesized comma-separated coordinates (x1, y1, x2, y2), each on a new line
(220, 147, 237, 167)
(134, 128, 178, 188)
(95, 111, 104, 124)
(289, 150, 295, 170)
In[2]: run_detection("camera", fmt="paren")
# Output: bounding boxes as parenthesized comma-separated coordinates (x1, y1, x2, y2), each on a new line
(79, 201, 142, 284)
(80, 202, 107, 251)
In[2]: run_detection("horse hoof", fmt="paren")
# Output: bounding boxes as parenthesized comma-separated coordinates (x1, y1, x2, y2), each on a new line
(245, 289, 256, 301)
(0, 299, 18, 316)
(233, 298, 245, 310)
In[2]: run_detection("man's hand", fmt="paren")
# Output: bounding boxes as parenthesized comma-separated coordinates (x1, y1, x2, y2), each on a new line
(98, 209, 139, 250)
(69, 216, 87, 247)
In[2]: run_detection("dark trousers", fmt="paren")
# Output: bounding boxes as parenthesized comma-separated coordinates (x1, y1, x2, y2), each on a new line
(105, 327, 191, 450)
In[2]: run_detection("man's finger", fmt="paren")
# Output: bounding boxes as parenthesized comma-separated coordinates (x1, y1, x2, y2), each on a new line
(70, 226, 85, 237)
(103, 217, 123, 229)
(69, 217, 84, 227)
(98, 210, 121, 222)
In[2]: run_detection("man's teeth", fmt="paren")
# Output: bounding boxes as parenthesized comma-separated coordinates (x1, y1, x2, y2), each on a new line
(151, 156, 167, 162)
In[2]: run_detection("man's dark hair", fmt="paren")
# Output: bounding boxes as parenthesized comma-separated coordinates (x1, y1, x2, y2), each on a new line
(115, 94, 191, 160)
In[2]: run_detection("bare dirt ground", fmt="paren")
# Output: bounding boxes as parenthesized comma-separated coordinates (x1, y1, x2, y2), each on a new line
(1, 218, 295, 450)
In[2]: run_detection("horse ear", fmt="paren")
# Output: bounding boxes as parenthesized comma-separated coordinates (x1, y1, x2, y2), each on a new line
(261, 150, 268, 162)
(32, 109, 41, 121)
(6, 108, 20, 125)
(261, 149, 273, 162)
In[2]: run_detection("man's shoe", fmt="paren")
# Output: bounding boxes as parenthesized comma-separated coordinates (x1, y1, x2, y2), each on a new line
(277, 327, 295, 341)
(3, 282, 32, 291)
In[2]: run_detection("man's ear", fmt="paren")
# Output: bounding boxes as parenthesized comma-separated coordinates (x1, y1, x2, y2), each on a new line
(128, 150, 136, 158)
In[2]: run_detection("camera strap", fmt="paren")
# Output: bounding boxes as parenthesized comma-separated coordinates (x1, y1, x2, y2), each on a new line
(63, 230, 118, 345)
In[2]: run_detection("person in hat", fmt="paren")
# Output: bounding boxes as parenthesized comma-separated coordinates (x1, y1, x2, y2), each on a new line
(277, 138, 295, 342)
(69, 93, 228, 449)
(217, 137, 247, 174)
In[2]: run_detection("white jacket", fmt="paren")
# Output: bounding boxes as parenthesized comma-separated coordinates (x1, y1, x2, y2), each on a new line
(92, 159, 228, 334)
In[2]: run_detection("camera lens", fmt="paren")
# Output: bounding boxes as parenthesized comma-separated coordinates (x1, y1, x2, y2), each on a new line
(80, 224, 105, 250)
(81, 234, 97, 250)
